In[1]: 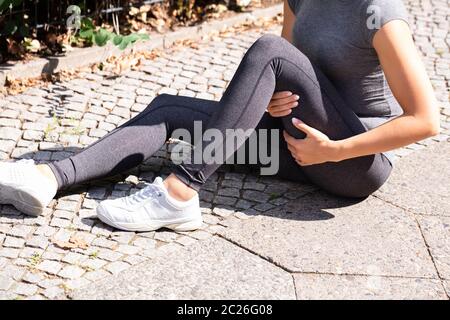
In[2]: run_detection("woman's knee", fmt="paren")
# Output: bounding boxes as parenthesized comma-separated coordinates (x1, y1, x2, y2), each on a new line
(245, 34, 290, 61)
(254, 34, 287, 50)
(146, 93, 172, 109)
(307, 158, 392, 199)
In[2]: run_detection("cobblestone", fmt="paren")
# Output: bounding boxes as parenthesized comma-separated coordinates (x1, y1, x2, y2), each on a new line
(0, 0, 448, 299)
(36, 260, 63, 275)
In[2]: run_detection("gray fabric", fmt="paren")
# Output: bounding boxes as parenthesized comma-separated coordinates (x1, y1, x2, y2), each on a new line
(287, 0, 410, 162)
(49, 34, 393, 198)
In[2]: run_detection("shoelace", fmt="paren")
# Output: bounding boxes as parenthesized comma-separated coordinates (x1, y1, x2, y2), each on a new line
(125, 184, 163, 206)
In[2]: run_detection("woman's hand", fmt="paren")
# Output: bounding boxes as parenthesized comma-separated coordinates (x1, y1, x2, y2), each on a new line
(267, 91, 299, 117)
(283, 118, 342, 166)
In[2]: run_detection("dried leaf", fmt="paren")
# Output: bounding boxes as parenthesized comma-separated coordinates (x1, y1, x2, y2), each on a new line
(52, 234, 88, 250)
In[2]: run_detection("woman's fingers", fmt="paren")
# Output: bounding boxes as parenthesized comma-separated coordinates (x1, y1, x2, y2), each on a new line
(269, 94, 300, 107)
(267, 101, 299, 117)
(272, 91, 293, 99)
(270, 109, 293, 117)
(268, 101, 298, 112)
(268, 92, 300, 117)
(267, 102, 298, 111)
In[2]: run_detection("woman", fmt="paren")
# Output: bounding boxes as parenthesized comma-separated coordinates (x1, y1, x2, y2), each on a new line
(0, 0, 440, 232)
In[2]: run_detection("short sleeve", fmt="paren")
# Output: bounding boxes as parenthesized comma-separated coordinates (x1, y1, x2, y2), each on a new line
(287, 0, 303, 15)
(364, 0, 410, 45)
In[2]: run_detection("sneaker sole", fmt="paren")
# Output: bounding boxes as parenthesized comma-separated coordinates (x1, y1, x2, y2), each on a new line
(96, 205, 203, 232)
(0, 183, 45, 216)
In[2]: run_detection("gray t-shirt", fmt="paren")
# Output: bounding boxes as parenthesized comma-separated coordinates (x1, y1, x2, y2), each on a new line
(287, 0, 410, 163)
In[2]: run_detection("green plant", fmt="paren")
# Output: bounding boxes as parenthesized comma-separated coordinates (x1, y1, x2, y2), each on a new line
(269, 192, 280, 201)
(77, 17, 149, 50)
(28, 252, 42, 267)
(89, 250, 99, 259)
(0, 0, 28, 38)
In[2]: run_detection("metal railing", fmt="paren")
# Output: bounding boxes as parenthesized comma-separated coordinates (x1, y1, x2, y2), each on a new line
(0, 0, 166, 32)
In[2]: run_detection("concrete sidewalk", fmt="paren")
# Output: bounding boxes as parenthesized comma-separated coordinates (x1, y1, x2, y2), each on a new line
(71, 141, 450, 300)
(0, 0, 449, 299)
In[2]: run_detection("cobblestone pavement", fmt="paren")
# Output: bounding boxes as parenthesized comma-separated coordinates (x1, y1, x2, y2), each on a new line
(0, 0, 449, 299)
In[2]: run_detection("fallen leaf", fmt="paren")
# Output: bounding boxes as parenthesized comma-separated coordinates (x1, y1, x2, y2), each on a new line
(52, 234, 88, 250)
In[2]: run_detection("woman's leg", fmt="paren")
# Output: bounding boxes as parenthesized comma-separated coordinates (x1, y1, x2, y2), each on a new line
(174, 34, 392, 198)
(46, 95, 218, 191)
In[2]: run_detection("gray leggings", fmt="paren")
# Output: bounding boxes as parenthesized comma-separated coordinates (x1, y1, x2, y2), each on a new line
(48, 34, 392, 198)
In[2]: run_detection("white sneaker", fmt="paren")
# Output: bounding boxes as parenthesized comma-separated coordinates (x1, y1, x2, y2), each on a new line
(0, 159, 57, 216)
(96, 177, 203, 232)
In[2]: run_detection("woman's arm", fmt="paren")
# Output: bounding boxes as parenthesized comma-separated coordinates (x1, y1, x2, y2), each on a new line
(281, 0, 295, 42)
(284, 20, 441, 166)
(333, 20, 440, 161)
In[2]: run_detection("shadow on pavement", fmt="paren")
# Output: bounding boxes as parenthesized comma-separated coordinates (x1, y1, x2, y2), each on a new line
(0, 146, 370, 232)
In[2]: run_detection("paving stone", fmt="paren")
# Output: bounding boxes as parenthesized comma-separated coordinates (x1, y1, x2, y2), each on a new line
(12, 283, 38, 296)
(61, 252, 88, 265)
(7, 225, 34, 238)
(122, 255, 147, 266)
(96, 248, 123, 262)
(104, 261, 129, 275)
(293, 274, 447, 300)
(36, 260, 63, 275)
(220, 195, 437, 278)
(64, 277, 91, 290)
(189, 230, 212, 241)
(79, 258, 107, 271)
(71, 237, 295, 299)
(42, 286, 65, 299)
(116, 244, 141, 255)
(91, 223, 113, 237)
(217, 187, 240, 198)
(213, 195, 237, 206)
(153, 231, 177, 243)
(212, 207, 235, 218)
(25, 236, 49, 249)
(206, 225, 227, 235)
(34, 225, 57, 237)
(91, 237, 118, 250)
(202, 213, 221, 225)
(58, 265, 86, 279)
(50, 217, 71, 228)
(375, 141, 450, 216)
(0, 276, 15, 291)
(19, 247, 44, 260)
(0, 248, 20, 259)
(417, 215, 450, 279)
(22, 272, 45, 285)
(243, 181, 266, 191)
(175, 236, 198, 247)
(3, 236, 25, 248)
(0, 127, 22, 141)
(37, 278, 63, 290)
(83, 269, 110, 282)
(242, 190, 270, 203)
(110, 232, 136, 244)
(0, 1, 447, 300)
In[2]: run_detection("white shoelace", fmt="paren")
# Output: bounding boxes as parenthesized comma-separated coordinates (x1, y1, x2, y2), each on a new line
(125, 184, 163, 206)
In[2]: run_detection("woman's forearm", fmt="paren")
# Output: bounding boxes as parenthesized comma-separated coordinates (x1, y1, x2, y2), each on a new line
(334, 114, 440, 161)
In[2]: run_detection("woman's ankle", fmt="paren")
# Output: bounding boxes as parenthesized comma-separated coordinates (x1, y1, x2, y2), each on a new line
(163, 174, 197, 202)
(36, 164, 59, 192)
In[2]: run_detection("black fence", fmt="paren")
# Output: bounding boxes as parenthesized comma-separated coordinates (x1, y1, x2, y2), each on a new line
(0, 0, 166, 32)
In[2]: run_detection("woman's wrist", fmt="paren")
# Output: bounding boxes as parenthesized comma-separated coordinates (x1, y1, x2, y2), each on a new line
(328, 139, 347, 162)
